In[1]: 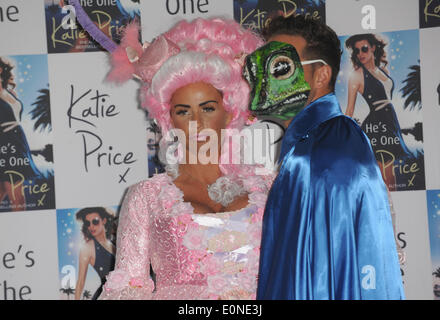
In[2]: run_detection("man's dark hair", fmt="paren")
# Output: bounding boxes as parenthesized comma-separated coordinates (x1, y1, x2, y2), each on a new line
(262, 15, 342, 90)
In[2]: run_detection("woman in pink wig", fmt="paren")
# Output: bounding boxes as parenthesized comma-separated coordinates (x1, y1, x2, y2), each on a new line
(71, 9, 274, 299)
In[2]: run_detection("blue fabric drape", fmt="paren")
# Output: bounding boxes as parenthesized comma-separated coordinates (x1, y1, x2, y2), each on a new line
(257, 93, 405, 300)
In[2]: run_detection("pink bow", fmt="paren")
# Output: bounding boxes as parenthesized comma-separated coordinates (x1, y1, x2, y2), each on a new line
(128, 36, 181, 84)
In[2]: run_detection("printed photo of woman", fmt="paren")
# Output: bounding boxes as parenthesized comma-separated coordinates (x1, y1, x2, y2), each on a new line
(0, 58, 42, 211)
(344, 33, 414, 191)
(74, 207, 116, 300)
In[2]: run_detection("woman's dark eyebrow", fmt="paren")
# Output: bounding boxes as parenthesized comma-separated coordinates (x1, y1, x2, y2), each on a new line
(173, 104, 191, 108)
(199, 100, 219, 106)
(173, 100, 218, 108)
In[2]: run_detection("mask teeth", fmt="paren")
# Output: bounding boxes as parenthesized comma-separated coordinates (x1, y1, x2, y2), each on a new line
(283, 93, 309, 104)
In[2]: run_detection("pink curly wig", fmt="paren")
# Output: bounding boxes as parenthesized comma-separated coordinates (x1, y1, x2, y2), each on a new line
(108, 18, 263, 135)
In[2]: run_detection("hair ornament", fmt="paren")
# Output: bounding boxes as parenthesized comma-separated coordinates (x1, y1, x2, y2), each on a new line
(133, 36, 181, 85)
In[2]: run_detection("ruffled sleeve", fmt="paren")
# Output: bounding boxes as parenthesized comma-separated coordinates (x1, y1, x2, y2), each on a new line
(99, 181, 155, 300)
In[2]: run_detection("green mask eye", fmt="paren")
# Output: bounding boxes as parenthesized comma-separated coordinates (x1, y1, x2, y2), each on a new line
(270, 55, 295, 80)
(243, 41, 311, 120)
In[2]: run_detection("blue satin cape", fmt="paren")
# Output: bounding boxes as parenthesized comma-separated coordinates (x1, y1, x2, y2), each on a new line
(257, 93, 405, 300)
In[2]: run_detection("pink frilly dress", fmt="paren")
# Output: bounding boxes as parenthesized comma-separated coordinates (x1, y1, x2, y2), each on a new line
(99, 172, 274, 300)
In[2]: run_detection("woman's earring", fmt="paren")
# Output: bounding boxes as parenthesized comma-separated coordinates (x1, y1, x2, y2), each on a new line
(172, 130, 179, 143)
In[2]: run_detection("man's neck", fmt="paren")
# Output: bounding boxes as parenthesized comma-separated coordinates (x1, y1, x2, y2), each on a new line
(283, 89, 333, 128)
(284, 118, 293, 128)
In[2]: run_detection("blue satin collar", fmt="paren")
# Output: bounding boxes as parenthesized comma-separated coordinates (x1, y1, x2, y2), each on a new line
(279, 93, 343, 162)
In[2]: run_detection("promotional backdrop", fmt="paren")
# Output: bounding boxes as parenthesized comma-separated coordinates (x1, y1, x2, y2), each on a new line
(0, 0, 439, 300)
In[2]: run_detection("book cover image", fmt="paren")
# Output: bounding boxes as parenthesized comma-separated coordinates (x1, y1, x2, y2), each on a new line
(0, 54, 55, 212)
(335, 29, 425, 191)
(419, 0, 440, 29)
(427, 190, 440, 300)
(234, 0, 325, 31)
(44, 0, 140, 54)
(57, 205, 119, 300)
(146, 117, 164, 178)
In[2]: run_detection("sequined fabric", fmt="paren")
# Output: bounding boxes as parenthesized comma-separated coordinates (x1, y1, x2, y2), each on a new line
(99, 172, 274, 300)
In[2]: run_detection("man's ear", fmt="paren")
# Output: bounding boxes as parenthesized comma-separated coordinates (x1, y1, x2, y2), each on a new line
(314, 65, 332, 90)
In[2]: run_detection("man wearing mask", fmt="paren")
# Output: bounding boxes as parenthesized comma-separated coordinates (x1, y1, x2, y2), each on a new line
(243, 15, 404, 300)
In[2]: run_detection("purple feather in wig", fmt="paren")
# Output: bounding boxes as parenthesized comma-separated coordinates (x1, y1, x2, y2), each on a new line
(69, 0, 118, 53)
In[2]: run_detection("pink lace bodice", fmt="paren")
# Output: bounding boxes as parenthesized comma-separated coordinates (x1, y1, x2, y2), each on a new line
(99, 172, 274, 300)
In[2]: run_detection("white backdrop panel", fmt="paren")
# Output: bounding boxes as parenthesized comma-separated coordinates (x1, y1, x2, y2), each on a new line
(420, 27, 440, 190)
(49, 51, 148, 208)
(326, 0, 419, 35)
(140, 0, 234, 41)
(0, 210, 59, 300)
(0, 0, 47, 55)
(391, 190, 433, 299)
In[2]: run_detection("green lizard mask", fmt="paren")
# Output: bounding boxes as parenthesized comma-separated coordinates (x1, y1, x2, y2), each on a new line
(243, 41, 311, 120)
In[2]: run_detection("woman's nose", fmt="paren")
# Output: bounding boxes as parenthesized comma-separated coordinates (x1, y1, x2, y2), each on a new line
(191, 112, 202, 129)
